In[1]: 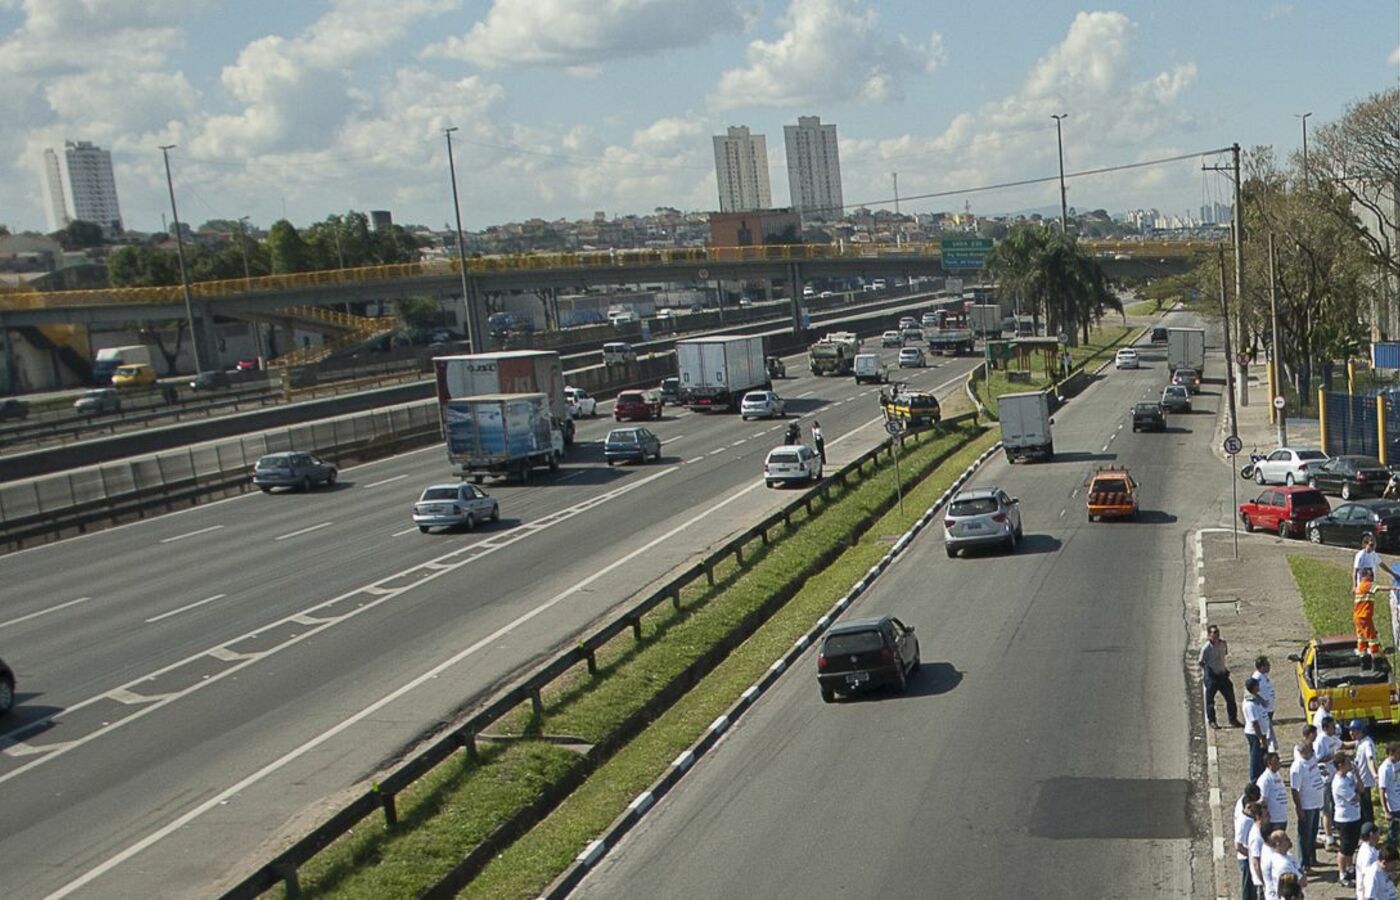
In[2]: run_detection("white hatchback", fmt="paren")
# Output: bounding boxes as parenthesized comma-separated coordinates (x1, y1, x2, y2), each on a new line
(881, 330, 904, 347)
(564, 386, 597, 417)
(898, 347, 927, 368)
(764, 445, 821, 487)
(1114, 348, 1140, 369)
(741, 390, 786, 420)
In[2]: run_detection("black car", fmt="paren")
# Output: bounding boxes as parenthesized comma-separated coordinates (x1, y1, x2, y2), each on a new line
(0, 398, 29, 421)
(1306, 500, 1400, 550)
(816, 616, 920, 702)
(1131, 402, 1165, 432)
(658, 377, 681, 406)
(1308, 456, 1392, 500)
(1150, 326, 1168, 344)
(604, 427, 662, 465)
(0, 657, 13, 715)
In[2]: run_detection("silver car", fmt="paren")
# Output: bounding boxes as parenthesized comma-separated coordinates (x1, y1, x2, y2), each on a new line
(73, 388, 121, 416)
(252, 452, 338, 492)
(943, 487, 1022, 557)
(740, 390, 786, 420)
(413, 482, 499, 532)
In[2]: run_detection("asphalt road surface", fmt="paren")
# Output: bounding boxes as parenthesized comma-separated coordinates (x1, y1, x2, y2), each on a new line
(0, 334, 978, 898)
(577, 312, 1221, 899)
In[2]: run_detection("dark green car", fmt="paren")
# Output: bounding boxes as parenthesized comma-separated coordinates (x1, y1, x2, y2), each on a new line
(1131, 402, 1166, 432)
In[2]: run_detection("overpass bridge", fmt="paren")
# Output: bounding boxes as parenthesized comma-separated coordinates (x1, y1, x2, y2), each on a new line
(0, 240, 1211, 371)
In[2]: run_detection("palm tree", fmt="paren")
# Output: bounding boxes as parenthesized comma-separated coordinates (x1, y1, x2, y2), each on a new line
(988, 225, 1117, 346)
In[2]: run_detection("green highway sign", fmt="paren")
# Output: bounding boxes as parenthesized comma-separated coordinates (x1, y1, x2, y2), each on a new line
(940, 237, 993, 270)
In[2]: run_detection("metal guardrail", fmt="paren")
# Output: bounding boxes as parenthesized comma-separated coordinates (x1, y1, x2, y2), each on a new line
(217, 411, 980, 900)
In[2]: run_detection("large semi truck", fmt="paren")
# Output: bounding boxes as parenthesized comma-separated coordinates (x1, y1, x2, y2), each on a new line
(676, 334, 769, 411)
(442, 393, 563, 482)
(1166, 327, 1206, 376)
(808, 331, 860, 375)
(433, 350, 575, 446)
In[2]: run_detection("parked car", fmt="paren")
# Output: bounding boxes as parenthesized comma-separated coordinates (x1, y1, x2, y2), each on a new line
(658, 377, 681, 406)
(564, 386, 597, 417)
(943, 487, 1022, 556)
(412, 482, 499, 532)
(897, 347, 927, 368)
(1307, 455, 1391, 500)
(1305, 500, 1400, 550)
(604, 426, 662, 465)
(1114, 348, 1140, 369)
(1254, 447, 1329, 486)
(1238, 486, 1331, 538)
(614, 389, 663, 421)
(740, 390, 786, 420)
(880, 330, 904, 348)
(764, 444, 822, 487)
(1289, 636, 1399, 728)
(1171, 367, 1201, 394)
(252, 451, 338, 492)
(1131, 402, 1166, 432)
(816, 616, 920, 702)
(1160, 385, 1191, 413)
(73, 388, 121, 416)
(0, 656, 12, 716)
(0, 398, 29, 421)
(602, 342, 638, 366)
(235, 357, 260, 372)
(111, 363, 157, 387)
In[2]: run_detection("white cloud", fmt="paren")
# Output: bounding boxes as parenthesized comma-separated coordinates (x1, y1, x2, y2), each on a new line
(425, 0, 755, 69)
(710, 0, 943, 111)
(1390, 44, 1400, 66)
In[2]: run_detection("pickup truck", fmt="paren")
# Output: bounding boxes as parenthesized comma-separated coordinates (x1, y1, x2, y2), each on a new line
(1290, 636, 1400, 725)
(1085, 465, 1139, 521)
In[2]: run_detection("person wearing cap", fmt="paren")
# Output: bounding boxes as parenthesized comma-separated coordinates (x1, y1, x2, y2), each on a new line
(1245, 677, 1272, 781)
(1379, 743, 1400, 851)
(1259, 752, 1291, 837)
(1358, 823, 1382, 900)
(1262, 831, 1305, 900)
(1290, 741, 1326, 871)
(1352, 719, 1380, 825)
(1336, 753, 1366, 886)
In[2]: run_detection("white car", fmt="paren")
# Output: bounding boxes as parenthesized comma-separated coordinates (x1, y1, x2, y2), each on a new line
(881, 330, 904, 348)
(1254, 447, 1329, 486)
(943, 487, 1022, 556)
(741, 390, 786, 420)
(764, 445, 822, 487)
(898, 347, 927, 368)
(564, 386, 597, 417)
(921, 313, 941, 328)
(898, 317, 918, 330)
(1114, 348, 1140, 369)
(412, 483, 499, 533)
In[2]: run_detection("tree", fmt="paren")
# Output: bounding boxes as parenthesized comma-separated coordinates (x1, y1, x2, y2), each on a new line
(52, 219, 104, 249)
(987, 224, 1117, 345)
(1311, 88, 1399, 283)
(394, 295, 441, 342)
(267, 219, 314, 274)
(107, 244, 181, 287)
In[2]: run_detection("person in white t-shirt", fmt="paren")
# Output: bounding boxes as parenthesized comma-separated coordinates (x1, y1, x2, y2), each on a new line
(1254, 657, 1278, 751)
(1236, 786, 1263, 898)
(1337, 753, 1366, 886)
(1320, 718, 1345, 848)
(1358, 823, 1382, 900)
(1363, 844, 1400, 900)
(1245, 678, 1273, 782)
(1358, 534, 1382, 582)
(1262, 831, 1305, 900)
(1259, 753, 1291, 835)
(1315, 694, 1336, 732)
(1290, 741, 1326, 871)
(1381, 743, 1400, 852)
(1249, 801, 1272, 899)
(1352, 719, 1380, 825)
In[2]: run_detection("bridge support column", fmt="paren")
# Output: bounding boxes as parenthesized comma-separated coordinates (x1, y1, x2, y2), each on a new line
(190, 306, 218, 373)
(463, 276, 488, 354)
(1, 323, 15, 394)
(786, 262, 805, 341)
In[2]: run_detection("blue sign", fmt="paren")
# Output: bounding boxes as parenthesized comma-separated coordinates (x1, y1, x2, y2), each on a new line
(1374, 342, 1400, 370)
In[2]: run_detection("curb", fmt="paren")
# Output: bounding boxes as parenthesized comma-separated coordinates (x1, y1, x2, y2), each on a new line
(541, 440, 1004, 899)
(1192, 529, 1230, 898)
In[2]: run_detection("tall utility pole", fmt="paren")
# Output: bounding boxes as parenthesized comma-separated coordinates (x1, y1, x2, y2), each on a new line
(1217, 249, 1239, 438)
(237, 216, 267, 365)
(1232, 143, 1248, 407)
(1295, 112, 1312, 188)
(1268, 233, 1287, 446)
(158, 145, 204, 374)
(1051, 114, 1070, 234)
(444, 127, 476, 353)
(891, 172, 900, 246)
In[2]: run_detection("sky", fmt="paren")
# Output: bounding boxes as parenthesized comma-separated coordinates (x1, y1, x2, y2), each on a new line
(0, 0, 1396, 235)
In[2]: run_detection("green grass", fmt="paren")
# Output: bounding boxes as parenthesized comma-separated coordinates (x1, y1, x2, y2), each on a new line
(283, 421, 988, 900)
(1125, 299, 1163, 316)
(460, 426, 1002, 900)
(1288, 554, 1395, 642)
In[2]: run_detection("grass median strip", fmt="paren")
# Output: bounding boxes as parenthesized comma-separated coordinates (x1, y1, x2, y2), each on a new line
(974, 322, 1135, 416)
(1288, 554, 1396, 642)
(277, 420, 989, 899)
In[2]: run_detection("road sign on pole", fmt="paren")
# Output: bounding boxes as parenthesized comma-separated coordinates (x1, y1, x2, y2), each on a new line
(939, 237, 993, 270)
(884, 419, 906, 436)
(1273, 395, 1286, 410)
(1237, 352, 1250, 367)
(1223, 435, 1244, 456)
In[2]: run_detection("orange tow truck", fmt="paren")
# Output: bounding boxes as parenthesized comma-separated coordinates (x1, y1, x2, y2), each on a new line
(1086, 465, 1139, 522)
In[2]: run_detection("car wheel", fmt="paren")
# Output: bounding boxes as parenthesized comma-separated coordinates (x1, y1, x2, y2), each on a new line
(259, 486, 271, 493)
(326, 469, 338, 486)
(820, 684, 835, 704)
(0, 673, 13, 715)
(473, 475, 485, 485)
(607, 459, 617, 466)
(741, 415, 748, 421)
(463, 513, 475, 531)
(911, 647, 922, 673)
(1242, 514, 1254, 533)
(299, 477, 311, 493)
(945, 545, 956, 558)
(892, 664, 908, 694)
(1309, 527, 1323, 544)
(1286, 473, 1295, 486)
(1004, 534, 1016, 553)
(1255, 469, 1266, 485)
(1278, 521, 1290, 539)
(490, 504, 500, 522)
(548, 454, 560, 471)
(418, 525, 429, 534)
(1343, 484, 1353, 500)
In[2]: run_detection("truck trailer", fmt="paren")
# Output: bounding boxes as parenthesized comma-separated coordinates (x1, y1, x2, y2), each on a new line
(1166, 327, 1206, 376)
(442, 393, 563, 482)
(433, 350, 574, 446)
(676, 334, 769, 411)
(997, 391, 1054, 462)
(808, 331, 860, 375)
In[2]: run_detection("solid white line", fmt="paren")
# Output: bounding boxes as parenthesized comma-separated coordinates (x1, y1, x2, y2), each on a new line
(0, 596, 90, 630)
(362, 474, 408, 489)
(145, 595, 227, 624)
(158, 525, 223, 544)
(273, 522, 333, 542)
(391, 526, 419, 537)
(45, 468, 759, 899)
(797, 390, 814, 398)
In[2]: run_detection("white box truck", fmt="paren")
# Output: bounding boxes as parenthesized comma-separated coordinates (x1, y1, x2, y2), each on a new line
(969, 304, 1003, 339)
(998, 391, 1054, 462)
(442, 393, 563, 482)
(676, 334, 768, 411)
(434, 350, 574, 446)
(1166, 327, 1206, 376)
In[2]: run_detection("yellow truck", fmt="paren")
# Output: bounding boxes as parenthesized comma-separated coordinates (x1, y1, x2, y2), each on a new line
(1289, 636, 1400, 725)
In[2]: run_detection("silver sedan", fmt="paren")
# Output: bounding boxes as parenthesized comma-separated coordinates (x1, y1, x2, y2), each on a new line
(413, 483, 500, 532)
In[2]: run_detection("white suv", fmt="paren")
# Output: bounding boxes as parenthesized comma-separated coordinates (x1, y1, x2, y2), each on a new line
(764, 445, 821, 487)
(943, 487, 1023, 557)
(741, 391, 786, 420)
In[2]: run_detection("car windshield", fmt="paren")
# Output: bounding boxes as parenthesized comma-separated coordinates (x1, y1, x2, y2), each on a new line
(1165, 387, 1186, 397)
(608, 431, 638, 444)
(768, 450, 799, 464)
(618, 393, 642, 403)
(824, 630, 884, 655)
(1093, 478, 1129, 493)
(421, 488, 459, 501)
(950, 497, 998, 516)
(1298, 451, 1327, 461)
(258, 456, 291, 469)
(1134, 403, 1159, 413)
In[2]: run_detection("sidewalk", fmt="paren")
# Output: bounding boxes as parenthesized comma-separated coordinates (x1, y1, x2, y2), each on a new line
(1196, 355, 1352, 899)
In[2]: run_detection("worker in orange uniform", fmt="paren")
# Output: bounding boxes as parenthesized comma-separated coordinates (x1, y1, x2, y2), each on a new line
(1355, 567, 1383, 666)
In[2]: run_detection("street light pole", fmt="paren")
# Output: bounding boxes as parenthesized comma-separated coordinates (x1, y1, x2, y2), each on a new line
(444, 127, 477, 353)
(891, 172, 900, 246)
(1268, 233, 1288, 447)
(1295, 112, 1313, 189)
(158, 145, 204, 374)
(237, 216, 267, 365)
(1051, 114, 1070, 234)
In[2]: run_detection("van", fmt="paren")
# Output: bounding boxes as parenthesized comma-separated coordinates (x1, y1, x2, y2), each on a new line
(111, 363, 157, 388)
(602, 342, 638, 366)
(853, 353, 888, 385)
(608, 309, 637, 326)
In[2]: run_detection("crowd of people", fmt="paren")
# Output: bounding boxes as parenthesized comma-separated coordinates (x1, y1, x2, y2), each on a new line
(1203, 534, 1400, 898)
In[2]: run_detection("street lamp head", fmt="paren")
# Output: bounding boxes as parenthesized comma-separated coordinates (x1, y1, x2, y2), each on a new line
(444, 126, 459, 135)
(1051, 113, 1068, 122)
(158, 143, 176, 151)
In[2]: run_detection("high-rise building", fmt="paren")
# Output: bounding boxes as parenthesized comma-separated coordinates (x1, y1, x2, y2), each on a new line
(783, 116, 844, 220)
(42, 140, 123, 236)
(712, 126, 772, 213)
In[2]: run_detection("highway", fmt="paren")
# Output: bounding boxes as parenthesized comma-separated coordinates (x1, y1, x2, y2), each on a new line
(576, 312, 1218, 898)
(0, 333, 980, 898)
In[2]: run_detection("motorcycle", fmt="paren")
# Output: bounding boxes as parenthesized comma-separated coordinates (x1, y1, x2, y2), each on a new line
(1239, 451, 1265, 480)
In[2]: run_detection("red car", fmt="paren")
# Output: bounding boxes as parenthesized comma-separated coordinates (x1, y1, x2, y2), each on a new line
(614, 389, 663, 421)
(1238, 485, 1331, 538)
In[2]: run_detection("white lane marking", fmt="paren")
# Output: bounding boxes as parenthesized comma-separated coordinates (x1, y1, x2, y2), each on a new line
(391, 526, 420, 537)
(145, 594, 227, 624)
(0, 466, 679, 787)
(273, 522, 333, 542)
(688, 457, 704, 464)
(0, 596, 90, 630)
(709, 448, 726, 456)
(158, 525, 224, 544)
(797, 390, 814, 398)
(553, 470, 587, 482)
(362, 474, 408, 489)
(1100, 443, 1110, 453)
(44, 466, 757, 899)
(661, 434, 685, 444)
(732, 439, 746, 446)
